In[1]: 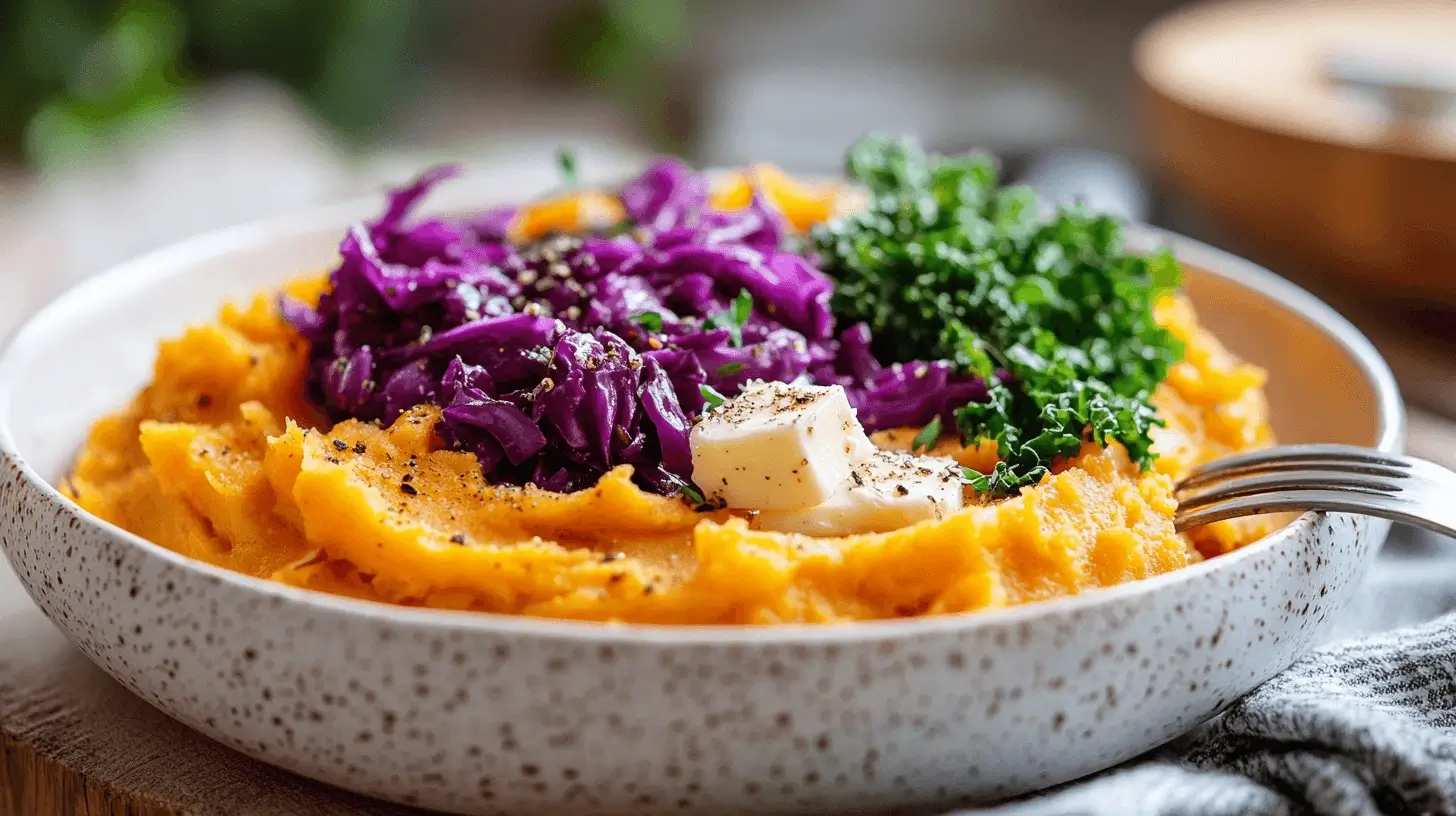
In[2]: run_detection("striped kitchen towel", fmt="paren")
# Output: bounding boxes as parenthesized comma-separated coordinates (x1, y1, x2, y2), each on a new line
(961, 528, 1456, 816)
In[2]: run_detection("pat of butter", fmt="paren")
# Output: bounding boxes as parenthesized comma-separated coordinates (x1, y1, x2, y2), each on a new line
(752, 450, 965, 536)
(690, 381, 873, 510)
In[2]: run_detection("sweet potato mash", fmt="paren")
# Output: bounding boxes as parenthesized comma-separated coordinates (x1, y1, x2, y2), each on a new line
(63, 283, 1273, 624)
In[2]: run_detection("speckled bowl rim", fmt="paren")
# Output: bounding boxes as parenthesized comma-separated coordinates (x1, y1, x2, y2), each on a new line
(0, 193, 1404, 645)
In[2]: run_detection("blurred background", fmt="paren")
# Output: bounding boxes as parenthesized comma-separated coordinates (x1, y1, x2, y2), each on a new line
(0, 0, 1187, 169)
(2, 0, 1454, 443)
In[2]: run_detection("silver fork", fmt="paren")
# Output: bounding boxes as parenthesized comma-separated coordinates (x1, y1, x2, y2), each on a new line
(1175, 444, 1456, 537)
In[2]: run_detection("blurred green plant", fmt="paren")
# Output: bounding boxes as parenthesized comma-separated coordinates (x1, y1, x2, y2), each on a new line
(0, 0, 695, 168)
(19, 0, 186, 168)
(548, 0, 693, 150)
(0, 0, 431, 168)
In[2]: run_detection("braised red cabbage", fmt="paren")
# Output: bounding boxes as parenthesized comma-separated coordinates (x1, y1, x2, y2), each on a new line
(285, 160, 991, 497)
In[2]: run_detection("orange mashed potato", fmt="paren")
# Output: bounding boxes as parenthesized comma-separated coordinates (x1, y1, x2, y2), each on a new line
(62, 270, 1273, 624)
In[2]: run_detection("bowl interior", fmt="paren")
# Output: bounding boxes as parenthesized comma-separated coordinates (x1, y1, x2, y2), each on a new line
(1181, 265, 1382, 448)
(3, 214, 349, 482)
(0, 214, 1391, 488)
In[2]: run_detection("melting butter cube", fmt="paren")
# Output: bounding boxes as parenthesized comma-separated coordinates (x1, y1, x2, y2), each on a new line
(752, 450, 965, 536)
(690, 381, 873, 510)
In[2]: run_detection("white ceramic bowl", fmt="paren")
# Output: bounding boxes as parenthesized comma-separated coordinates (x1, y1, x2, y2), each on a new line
(0, 190, 1401, 814)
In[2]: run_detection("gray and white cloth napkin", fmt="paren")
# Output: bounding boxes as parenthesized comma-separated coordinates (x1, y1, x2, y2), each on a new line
(959, 526, 1456, 816)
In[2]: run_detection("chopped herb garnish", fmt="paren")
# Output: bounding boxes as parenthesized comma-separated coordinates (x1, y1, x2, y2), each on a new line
(708, 289, 753, 347)
(699, 383, 728, 409)
(556, 148, 579, 187)
(911, 415, 942, 453)
(731, 288, 753, 325)
(632, 311, 663, 332)
(716, 361, 747, 377)
(681, 483, 705, 505)
(814, 135, 1185, 494)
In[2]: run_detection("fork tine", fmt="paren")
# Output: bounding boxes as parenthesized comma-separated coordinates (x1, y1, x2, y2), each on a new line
(1175, 447, 1456, 538)
(1174, 488, 1421, 533)
(1178, 459, 1411, 493)
(1176, 469, 1404, 512)
(1182, 444, 1411, 486)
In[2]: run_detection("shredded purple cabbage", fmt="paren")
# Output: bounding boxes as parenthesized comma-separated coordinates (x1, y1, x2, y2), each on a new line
(285, 161, 991, 497)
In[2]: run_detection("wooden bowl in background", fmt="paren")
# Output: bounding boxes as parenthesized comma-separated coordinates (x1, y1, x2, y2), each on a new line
(1137, 0, 1456, 306)
(1136, 0, 1456, 417)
